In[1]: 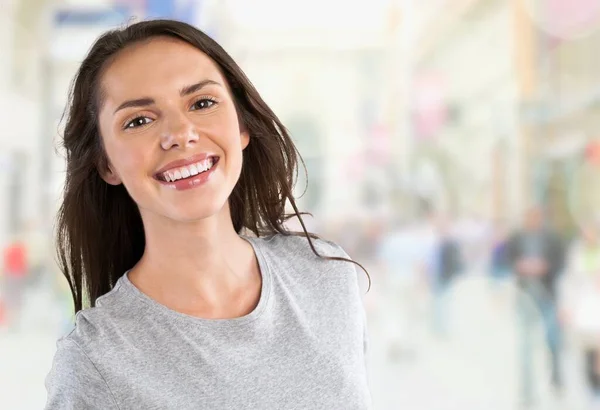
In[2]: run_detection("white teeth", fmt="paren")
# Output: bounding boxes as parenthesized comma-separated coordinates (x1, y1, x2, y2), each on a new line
(161, 158, 216, 182)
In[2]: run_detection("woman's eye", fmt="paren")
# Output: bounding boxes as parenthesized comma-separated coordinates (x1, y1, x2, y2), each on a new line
(191, 98, 217, 111)
(125, 117, 152, 129)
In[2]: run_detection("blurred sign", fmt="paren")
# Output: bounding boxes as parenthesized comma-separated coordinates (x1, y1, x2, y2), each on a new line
(412, 73, 447, 140)
(112, 0, 206, 27)
(53, 7, 130, 27)
(144, 0, 201, 24)
(51, 6, 133, 61)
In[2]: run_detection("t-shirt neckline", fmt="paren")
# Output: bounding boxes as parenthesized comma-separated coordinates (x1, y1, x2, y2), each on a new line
(118, 235, 272, 328)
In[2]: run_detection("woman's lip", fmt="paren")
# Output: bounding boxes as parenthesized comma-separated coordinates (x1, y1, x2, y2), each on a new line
(157, 157, 219, 190)
(154, 157, 220, 183)
(154, 153, 219, 176)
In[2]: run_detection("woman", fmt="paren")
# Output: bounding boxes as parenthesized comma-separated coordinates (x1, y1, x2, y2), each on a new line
(45, 19, 371, 409)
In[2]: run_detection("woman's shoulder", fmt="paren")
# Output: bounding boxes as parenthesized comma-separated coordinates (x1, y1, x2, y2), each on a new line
(47, 312, 121, 409)
(56, 311, 110, 359)
(249, 233, 364, 288)
(254, 233, 369, 302)
(250, 232, 351, 261)
(57, 277, 134, 355)
(250, 232, 350, 256)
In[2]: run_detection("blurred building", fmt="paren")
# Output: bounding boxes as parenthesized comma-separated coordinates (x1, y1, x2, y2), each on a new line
(406, 0, 539, 223)
(406, 0, 600, 234)
(221, 0, 403, 223)
(0, 0, 44, 245)
(524, 1, 600, 235)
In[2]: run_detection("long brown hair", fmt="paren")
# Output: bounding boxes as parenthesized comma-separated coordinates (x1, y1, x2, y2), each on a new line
(56, 19, 369, 314)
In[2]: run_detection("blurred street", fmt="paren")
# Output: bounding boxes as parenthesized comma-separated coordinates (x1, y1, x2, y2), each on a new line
(368, 272, 596, 410)
(368, 275, 552, 410)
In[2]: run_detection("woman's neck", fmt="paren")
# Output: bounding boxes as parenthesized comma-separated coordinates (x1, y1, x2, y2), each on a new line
(128, 205, 261, 318)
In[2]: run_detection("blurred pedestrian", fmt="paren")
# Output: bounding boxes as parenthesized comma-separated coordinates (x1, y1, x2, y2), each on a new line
(427, 213, 463, 338)
(507, 205, 566, 406)
(560, 221, 600, 403)
(489, 221, 511, 291)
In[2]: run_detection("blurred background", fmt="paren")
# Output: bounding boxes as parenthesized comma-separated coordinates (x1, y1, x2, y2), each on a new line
(2, 0, 600, 409)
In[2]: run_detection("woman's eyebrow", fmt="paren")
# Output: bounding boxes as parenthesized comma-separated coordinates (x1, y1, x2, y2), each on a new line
(114, 97, 154, 114)
(179, 79, 222, 96)
(113, 80, 222, 114)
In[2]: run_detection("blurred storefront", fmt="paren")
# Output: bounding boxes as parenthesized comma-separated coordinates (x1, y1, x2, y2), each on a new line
(524, 0, 600, 235)
(407, 0, 536, 223)
(0, 0, 48, 246)
(220, 0, 403, 223)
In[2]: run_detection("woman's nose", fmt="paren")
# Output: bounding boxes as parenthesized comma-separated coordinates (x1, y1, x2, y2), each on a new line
(159, 114, 199, 150)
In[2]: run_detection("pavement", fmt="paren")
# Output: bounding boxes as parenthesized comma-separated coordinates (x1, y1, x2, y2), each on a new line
(367, 274, 595, 410)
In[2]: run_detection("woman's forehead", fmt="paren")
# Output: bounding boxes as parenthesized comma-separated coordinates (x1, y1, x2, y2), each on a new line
(100, 37, 226, 103)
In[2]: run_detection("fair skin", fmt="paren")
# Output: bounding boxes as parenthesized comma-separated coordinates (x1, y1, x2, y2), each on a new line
(96, 37, 262, 319)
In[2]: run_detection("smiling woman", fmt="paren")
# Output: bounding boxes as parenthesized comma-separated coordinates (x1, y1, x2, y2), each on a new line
(44, 19, 371, 410)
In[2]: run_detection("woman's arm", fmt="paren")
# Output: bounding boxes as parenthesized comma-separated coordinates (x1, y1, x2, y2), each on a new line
(45, 339, 119, 410)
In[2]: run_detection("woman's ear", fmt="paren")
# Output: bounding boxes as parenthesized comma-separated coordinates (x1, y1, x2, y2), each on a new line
(241, 130, 250, 150)
(97, 156, 122, 185)
(101, 167, 122, 185)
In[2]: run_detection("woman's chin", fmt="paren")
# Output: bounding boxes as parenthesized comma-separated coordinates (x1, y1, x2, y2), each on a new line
(163, 202, 227, 224)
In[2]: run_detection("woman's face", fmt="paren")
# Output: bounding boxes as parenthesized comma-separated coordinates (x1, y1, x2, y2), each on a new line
(97, 37, 249, 224)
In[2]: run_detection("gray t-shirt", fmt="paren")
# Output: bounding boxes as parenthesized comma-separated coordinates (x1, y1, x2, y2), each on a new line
(44, 234, 371, 409)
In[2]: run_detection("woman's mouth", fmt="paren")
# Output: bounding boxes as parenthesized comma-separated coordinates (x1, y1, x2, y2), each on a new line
(156, 156, 219, 183)
(154, 156, 220, 191)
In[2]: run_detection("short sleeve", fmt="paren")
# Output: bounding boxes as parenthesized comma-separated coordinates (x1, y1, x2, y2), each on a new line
(45, 339, 119, 410)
